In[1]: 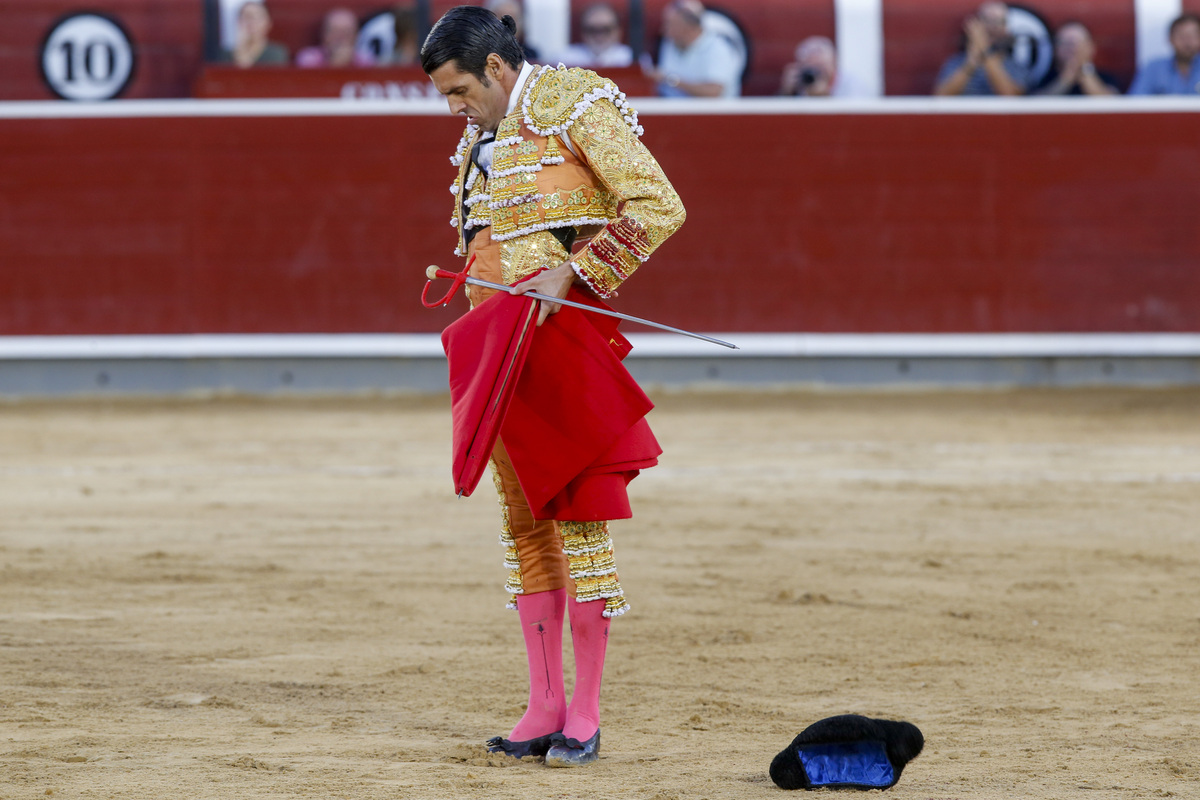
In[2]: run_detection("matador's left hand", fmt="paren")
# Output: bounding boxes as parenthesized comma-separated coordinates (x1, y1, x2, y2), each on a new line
(510, 261, 577, 326)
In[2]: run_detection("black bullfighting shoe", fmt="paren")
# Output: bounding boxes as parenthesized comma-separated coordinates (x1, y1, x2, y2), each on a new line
(769, 714, 924, 790)
(485, 732, 558, 759)
(543, 729, 600, 767)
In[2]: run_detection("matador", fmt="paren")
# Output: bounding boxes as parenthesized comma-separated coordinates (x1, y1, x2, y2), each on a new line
(422, 6, 685, 767)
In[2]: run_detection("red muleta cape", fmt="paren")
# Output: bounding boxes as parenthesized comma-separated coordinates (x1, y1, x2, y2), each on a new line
(441, 285, 660, 521)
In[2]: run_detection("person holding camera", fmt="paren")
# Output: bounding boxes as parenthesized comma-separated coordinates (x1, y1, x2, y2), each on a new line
(934, 1, 1032, 96)
(779, 36, 868, 98)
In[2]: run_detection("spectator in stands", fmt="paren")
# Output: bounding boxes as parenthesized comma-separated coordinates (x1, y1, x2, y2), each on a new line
(296, 8, 374, 68)
(556, 3, 634, 68)
(1128, 13, 1200, 95)
(779, 36, 870, 98)
(485, 0, 539, 61)
(934, 2, 1032, 96)
(1035, 22, 1119, 96)
(391, 4, 420, 66)
(219, 2, 289, 67)
(645, 0, 741, 98)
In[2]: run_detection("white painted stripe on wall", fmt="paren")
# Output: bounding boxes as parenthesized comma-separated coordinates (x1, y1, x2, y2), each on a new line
(1135, 0, 1183, 67)
(3, 96, 1199, 121)
(0, 98, 449, 119)
(561, 96, 1199, 115)
(835, 0, 885, 96)
(625, 334, 1200, 358)
(0, 335, 446, 360)
(2, 334, 1199, 360)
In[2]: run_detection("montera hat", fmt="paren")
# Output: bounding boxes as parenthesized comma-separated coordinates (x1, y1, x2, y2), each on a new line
(769, 714, 924, 790)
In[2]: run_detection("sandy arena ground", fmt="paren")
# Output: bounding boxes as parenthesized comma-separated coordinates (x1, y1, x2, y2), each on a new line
(1, 389, 1199, 799)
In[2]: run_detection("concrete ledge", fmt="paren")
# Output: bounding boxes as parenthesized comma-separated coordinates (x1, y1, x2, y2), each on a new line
(2, 333, 1199, 396)
(4, 333, 1200, 360)
(3, 96, 1197, 120)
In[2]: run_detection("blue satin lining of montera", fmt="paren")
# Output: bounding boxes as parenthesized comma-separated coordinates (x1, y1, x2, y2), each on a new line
(798, 740, 895, 787)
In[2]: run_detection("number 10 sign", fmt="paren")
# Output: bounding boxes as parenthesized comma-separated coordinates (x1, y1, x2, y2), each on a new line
(41, 12, 136, 101)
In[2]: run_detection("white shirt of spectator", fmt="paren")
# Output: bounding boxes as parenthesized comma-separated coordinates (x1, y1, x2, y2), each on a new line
(658, 28, 742, 97)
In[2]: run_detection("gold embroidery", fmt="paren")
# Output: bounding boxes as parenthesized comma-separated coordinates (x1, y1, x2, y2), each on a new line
(495, 115, 522, 144)
(492, 207, 515, 232)
(561, 521, 629, 618)
(567, 99, 685, 296)
(526, 67, 611, 132)
(498, 232, 569, 285)
(446, 66, 670, 267)
(450, 139, 476, 254)
(567, 186, 589, 207)
(488, 69, 625, 242)
(541, 190, 567, 222)
(464, 196, 492, 232)
(492, 144, 516, 172)
(514, 139, 540, 167)
(490, 462, 524, 607)
(515, 202, 542, 230)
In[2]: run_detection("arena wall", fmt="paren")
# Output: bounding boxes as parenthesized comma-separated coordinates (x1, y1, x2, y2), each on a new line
(1, 99, 1197, 338)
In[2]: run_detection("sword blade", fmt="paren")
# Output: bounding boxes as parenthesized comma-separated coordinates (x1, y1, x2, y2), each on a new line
(461, 274, 739, 350)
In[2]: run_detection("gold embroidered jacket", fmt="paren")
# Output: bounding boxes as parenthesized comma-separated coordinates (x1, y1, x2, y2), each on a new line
(448, 65, 686, 298)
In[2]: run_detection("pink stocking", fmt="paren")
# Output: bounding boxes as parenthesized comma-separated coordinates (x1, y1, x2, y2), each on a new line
(563, 597, 610, 742)
(509, 589, 567, 741)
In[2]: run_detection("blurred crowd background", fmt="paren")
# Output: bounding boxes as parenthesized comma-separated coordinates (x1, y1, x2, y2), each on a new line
(3, 0, 1199, 101)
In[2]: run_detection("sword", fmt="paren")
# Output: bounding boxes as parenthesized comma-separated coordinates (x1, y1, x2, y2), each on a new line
(422, 264, 738, 350)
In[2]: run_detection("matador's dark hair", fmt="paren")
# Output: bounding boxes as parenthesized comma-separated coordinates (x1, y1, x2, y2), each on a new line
(421, 6, 524, 80)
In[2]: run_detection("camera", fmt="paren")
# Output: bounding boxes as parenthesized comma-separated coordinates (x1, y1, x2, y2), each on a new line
(799, 66, 822, 87)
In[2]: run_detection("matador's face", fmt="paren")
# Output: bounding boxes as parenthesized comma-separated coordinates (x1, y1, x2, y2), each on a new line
(429, 56, 511, 133)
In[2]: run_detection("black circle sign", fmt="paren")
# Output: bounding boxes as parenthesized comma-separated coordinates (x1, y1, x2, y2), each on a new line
(41, 12, 136, 100)
(1007, 5, 1053, 88)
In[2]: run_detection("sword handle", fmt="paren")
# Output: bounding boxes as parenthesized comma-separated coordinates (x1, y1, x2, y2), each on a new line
(421, 262, 472, 308)
(425, 266, 458, 281)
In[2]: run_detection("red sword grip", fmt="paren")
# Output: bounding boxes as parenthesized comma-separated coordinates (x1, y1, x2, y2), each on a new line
(420, 258, 474, 308)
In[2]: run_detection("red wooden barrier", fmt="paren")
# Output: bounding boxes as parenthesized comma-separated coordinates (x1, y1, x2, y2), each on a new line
(1, 104, 1197, 336)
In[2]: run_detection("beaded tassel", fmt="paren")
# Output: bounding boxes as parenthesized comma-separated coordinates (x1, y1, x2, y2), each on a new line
(541, 134, 564, 165)
(560, 521, 629, 618)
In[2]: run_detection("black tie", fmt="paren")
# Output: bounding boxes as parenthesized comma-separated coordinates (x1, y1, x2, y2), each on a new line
(469, 139, 487, 173)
